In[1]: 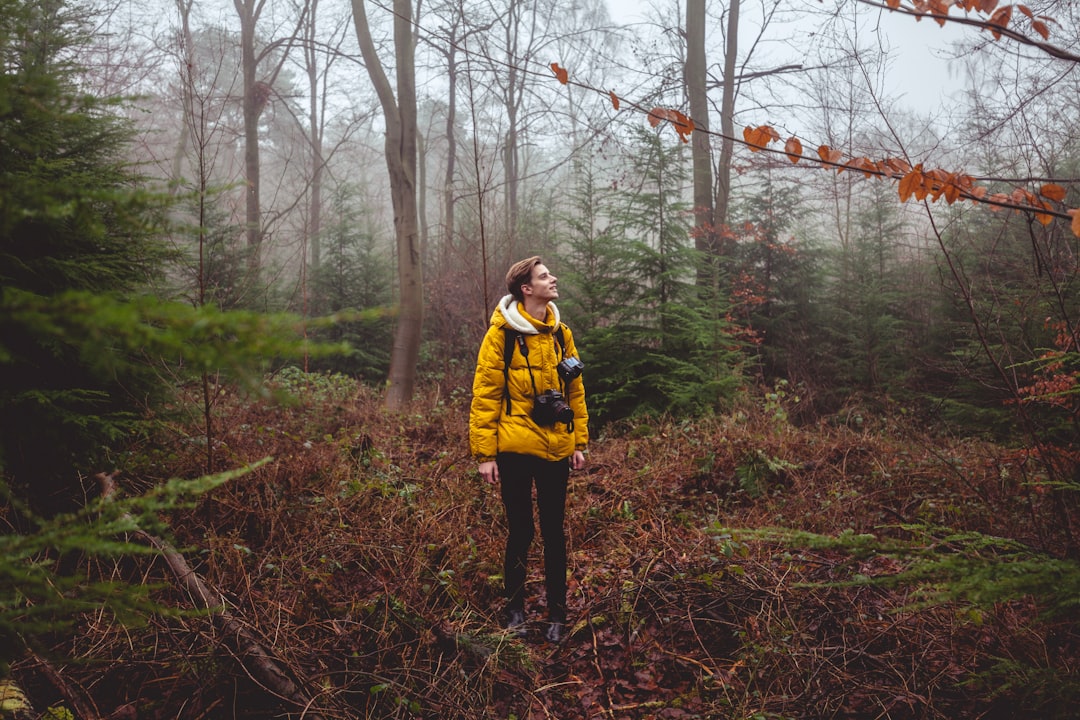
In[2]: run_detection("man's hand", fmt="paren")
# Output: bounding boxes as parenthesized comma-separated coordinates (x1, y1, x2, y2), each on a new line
(570, 450, 586, 471)
(478, 460, 499, 485)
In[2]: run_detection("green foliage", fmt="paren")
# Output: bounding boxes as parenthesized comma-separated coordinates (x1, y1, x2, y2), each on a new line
(559, 157, 624, 338)
(744, 522, 1080, 714)
(0, 0, 172, 296)
(307, 186, 394, 382)
(270, 366, 359, 404)
(735, 450, 796, 499)
(0, 288, 348, 510)
(729, 178, 826, 389)
(0, 464, 260, 668)
(0, 0, 178, 506)
(170, 198, 254, 311)
(824, 181, 913, 394)
(745, 525, 1080, 618)
(571, 127, 742, 423)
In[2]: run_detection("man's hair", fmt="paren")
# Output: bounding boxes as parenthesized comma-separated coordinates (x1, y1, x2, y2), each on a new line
(505, 256, 543, 303)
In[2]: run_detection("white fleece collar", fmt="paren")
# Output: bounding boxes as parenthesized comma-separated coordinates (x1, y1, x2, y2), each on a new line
(496, 294, 560, 334)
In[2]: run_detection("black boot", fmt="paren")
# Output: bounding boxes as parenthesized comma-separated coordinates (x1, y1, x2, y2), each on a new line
(505, 608, 527, 637)
(544, 619, 565, 643)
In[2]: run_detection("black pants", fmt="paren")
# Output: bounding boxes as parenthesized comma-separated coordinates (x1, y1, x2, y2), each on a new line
(498, 452, 569, 621)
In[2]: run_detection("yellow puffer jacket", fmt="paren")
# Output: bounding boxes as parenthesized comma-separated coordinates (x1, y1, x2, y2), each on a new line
(469, 295, 589, 462)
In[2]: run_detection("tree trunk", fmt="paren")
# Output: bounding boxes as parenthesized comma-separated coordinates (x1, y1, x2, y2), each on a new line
(714, 0, 740, 255)
(234, 0, 265, 268)
(305, 0, 324, 271)
(352, 0, 423, 410)
(170, 0, 195, 194)
(685, 0, 716, 284)
(502, 0, 523, 247)
(444, 50, 458, 258)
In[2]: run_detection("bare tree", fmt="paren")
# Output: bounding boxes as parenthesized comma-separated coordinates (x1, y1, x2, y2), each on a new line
(685, 0, 716, 280)
(232, 0, 307, 269)
(351, 0, 423, 410)
(713, 0, 739, 253)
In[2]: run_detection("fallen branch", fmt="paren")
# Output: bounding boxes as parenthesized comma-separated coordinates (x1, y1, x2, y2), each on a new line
(28, 653, 101, 720)
(95, 472, 328, 720)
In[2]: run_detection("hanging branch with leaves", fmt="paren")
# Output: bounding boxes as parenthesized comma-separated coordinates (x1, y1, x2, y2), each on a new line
(547, 3, 1080, 238)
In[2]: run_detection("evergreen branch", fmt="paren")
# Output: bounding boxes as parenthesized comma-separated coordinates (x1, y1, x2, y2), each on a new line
(740, 525, 1080, 618)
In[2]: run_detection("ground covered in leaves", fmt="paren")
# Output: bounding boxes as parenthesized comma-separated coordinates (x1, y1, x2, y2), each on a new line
(16, 373, 1080, 719)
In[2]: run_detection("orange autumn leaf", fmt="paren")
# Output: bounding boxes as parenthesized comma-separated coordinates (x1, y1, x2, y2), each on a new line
(742, 125, 778, 151)
(1071, 209, 1080, 237)
(928, 0, 949, 26)
(846, 156, 876, 178)
(650, 108, 694, 142)
(743, 126, 762, 151)
(943, 177, 962, 204)
(609, 90, 620, 110)
(898, 166, 924, 203)
(784, 137, 803, 164)
(988, 5, 1013, 38)
(1032, 19, 1050, 39)
(676, 116, 695, 142)
(669, 111, 695, 142)
(1011, 187, 1033, 204)
(550, 62, 569, 84)
(880, 157, 912, 176)
(817, 144, 842, 166)
(1040, 183, 1067, 201)
(925, 168, 954, 202)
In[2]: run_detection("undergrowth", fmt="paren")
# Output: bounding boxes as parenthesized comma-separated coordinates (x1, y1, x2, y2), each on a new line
(12, 371, 1079, 719)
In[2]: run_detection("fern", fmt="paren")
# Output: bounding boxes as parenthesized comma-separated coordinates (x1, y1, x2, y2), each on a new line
(0, 464, 263, 668)
(743, 524, 1080, 618)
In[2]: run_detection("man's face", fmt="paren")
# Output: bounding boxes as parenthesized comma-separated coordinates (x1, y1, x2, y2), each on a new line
(524, 263, 558, 302)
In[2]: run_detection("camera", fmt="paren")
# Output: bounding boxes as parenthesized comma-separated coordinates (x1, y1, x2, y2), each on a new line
(557, 356, 584, 382)
(531, 389, 574, 426)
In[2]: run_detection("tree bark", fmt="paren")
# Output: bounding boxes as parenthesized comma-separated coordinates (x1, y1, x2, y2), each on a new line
(234, 0, 265, 266)
(352, 0, 423, 410)
(305, 0, 325, 271)
(714, 0, 740, 255)
(685, 0, 716, 284)
(502, 0, 522, 243)
(169, 0, 195, 195)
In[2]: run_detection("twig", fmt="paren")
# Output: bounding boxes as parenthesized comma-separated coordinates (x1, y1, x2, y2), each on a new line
(95, 472, 329, 720)
(27, 654, 100, 720)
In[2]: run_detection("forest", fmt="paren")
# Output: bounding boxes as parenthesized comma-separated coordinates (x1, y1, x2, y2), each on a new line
(1, 0, 1078, 717)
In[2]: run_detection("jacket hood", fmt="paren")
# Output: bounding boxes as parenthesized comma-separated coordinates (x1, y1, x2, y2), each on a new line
(492, 294, 560, 334)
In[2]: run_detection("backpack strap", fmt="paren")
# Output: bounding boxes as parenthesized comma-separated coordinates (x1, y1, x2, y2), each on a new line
(502, 328, 522, 415)
(502, 325, 566, 415)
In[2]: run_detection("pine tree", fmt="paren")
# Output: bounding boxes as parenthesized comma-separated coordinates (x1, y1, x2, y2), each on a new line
(584, 127, 740, 422)
(0, 0, 174, 510)
(825, 181, 911, 396)
(730, 177, 825, 396)
(308, 186, 394, 382)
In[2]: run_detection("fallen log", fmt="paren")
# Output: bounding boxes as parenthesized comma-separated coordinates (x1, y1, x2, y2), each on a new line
(96, 472, 328, 719)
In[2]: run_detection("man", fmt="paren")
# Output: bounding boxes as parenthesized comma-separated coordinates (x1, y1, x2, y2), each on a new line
(469, 256, 589, 643)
